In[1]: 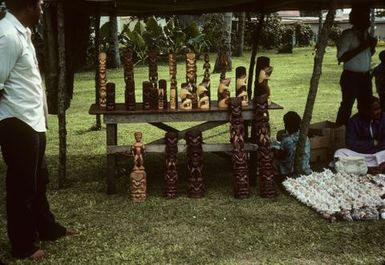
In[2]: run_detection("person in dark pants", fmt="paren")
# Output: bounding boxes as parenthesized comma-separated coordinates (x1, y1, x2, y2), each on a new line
(372, 50, 385, 111)
(0, 0, 75, 260)
(335, 5, 377, 126)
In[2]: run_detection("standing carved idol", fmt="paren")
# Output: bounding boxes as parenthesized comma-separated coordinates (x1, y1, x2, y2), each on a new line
(202, 53, 211, 103)
(158, 79, 167, 110)
(148, 50, 158, 88)
(235, 66, 248, 107)
(180, 83, 193, 110)
(185, 130, 204, 198)
(142, 81, 151, 110)
(130, 132, 147, 202)
(106, 82, 116, 111)
(164, 131, 178, 198)
(252, 93, 276, 198)
(98, 52, 107, 108)
(186, 52, 198, 109)
(254, 57, 273, 102)
(123, 49, 136, 110)
(218, 78, 231, 108)
(169, 53, 178, 110)
(197, 82, 210, 109)
(228, 97, 250, 198)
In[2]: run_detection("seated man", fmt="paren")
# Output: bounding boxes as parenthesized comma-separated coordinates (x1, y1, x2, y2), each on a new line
(334, 96, 385, 173)
(274, 111, 312, 177)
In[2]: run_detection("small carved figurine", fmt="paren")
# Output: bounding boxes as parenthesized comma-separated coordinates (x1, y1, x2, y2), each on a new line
(197, 82, 210, 109)
(218, 78, 231, 108)
(106, 82, 115, 111)
(235, 66, 248, 107)
(98, 52, 107, 108)
(180, 83, 193, 110)
(130, 132, 147, 202)
(158, 79, 167, 110)
(142, 81, 151, 110)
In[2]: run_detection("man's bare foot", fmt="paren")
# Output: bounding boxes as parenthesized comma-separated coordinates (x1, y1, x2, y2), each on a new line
(30, 249, 46, 261)
(65, 228, 77, 236)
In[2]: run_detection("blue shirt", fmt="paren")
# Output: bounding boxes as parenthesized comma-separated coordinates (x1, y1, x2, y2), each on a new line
(278, 131, 312, 176)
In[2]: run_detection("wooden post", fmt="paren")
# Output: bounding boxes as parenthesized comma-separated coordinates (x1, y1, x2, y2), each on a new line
(57, 1, 66, 188)
(295, 4, 336, 174)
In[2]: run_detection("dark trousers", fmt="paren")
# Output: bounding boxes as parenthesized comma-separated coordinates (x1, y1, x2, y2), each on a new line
(335, 70, 372, 126)
(0, 118, 65, 258)
(378, 91, 385, 112)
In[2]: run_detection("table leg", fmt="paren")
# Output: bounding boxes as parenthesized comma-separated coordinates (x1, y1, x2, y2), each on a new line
(107, 123, 118, 194)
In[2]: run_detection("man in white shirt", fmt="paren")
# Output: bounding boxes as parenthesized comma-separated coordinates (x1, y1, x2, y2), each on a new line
(0, 0, 74, 260)
(335, 5, 377, 126)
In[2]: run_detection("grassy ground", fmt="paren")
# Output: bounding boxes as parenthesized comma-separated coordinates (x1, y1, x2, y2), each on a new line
(1, 46, 385, 264)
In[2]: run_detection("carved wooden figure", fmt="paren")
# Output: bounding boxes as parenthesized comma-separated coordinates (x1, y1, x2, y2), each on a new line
(168, 53, 178, 110)
(150, 86, 158, 110)
(252, 94, 276, 198)
(186, 52, 197, 85)
(255, 56, 273, 101)
(106, 82, 116, 111)
(142, 81, 151, 110)
(197, 82, 210, 109)
(164, 131, 178, 198)
(235, 66, 248, 107)
(218, 78, 231, 108)
(98, 52, 107, 108)
(228, 97, 250, 199)
(180, 83, 193, 110)
(158, 79, 167, 110)
(130, 132, 147, 202)
(148, 50, 158, 87)
(202, 53, 211, 104)
(123, 49, 136, 110)
(218, 52, 228, 81)
(185, 130, 204, 198)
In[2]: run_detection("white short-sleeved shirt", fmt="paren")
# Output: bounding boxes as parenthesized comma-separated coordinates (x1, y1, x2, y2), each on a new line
(337, 28, 372, 73)
(0, 12, 46, 132)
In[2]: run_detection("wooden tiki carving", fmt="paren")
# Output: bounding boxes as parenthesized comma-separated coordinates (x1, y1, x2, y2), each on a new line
(98, 52, 107, 108)
(142, 81, 151, 110)
(169, 53, 178, 110)
(197, 82, 210, 109)
(106, 82, 116, 111)
(186, 52, 197, 85)
(202, 53, 211, 104)
(218, 78, 231, 108)
(148, 50, 158, 87)
(255, 57, 273, 100)
(164, 131, 178, 198)
(228, 97, 250, 198)
(219, 52, 228, 81)
(158, 79, 167, 110)
(235, 66, 248, 107)
(150, 86, 159, 110)
(130, 132, 147, 202)
(252, 94, 276, 198)
(180, 83, 193, 110)
(123, 49, 136, 110)
(185, 130, 204, 198)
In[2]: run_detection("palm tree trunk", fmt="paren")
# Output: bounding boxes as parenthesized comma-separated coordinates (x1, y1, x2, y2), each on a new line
(234, 12, 245, 57)
(214, 12, 233, 73)
(109, 15, 120, 68)
(94, 15, 102, 129)
(294, 3, 336, 174)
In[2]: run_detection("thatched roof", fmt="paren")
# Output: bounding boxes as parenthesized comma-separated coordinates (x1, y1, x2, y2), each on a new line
(46, 0, 385, 16)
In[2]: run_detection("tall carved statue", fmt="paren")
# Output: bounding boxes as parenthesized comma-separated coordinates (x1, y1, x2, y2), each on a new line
(185, 130, 204, 198)
(106, 82, 116, 111)
(218, 52, 228, 81)
(186, 52, 198, 109)
(148, 50, 158, 88)
(202, 53, 211, 104)
(123, 49, 136, 110)
(130, 132, 147, 202)
(142, 81, 151, 110)
(168, 53, 178, 110)
(98, 52, 107, 108)
(235, 66, 248, 107)
(254, 56, 273, 102)
(228, 97, 250, 198)
(252, 59, 276, 197)
(218, 78, 231, 108)
(158, 79, 167, 110)
(164, 131, 178, 198)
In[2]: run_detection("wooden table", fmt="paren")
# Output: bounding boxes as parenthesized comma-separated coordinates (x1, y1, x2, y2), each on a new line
(89, 101, 283, 194)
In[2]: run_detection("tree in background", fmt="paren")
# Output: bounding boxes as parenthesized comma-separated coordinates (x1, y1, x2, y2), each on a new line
(233, 12, 245, 57)
(109, 14, 121, 68)
(213, 12, 233, 72)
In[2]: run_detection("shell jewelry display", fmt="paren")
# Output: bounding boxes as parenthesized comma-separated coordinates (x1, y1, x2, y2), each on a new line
(283, 169, 385, 222)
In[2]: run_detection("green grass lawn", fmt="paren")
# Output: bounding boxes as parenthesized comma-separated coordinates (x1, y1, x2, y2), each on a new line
(1, 46, 385, 264)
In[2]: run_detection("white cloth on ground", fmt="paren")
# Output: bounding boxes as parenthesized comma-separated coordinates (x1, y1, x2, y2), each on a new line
(334, 148, 385, 167)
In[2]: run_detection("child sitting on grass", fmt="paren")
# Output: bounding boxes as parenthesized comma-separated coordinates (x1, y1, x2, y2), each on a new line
(273, 111, 312, 177)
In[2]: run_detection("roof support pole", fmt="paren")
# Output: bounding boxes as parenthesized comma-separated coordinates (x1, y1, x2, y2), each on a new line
(57, 1, 67, 187)
(294, 2, 336, 174)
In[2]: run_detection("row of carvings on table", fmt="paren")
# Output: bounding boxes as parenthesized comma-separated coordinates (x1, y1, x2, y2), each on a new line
(97, 50, 273, 111)
(127, 95, 276, 202)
